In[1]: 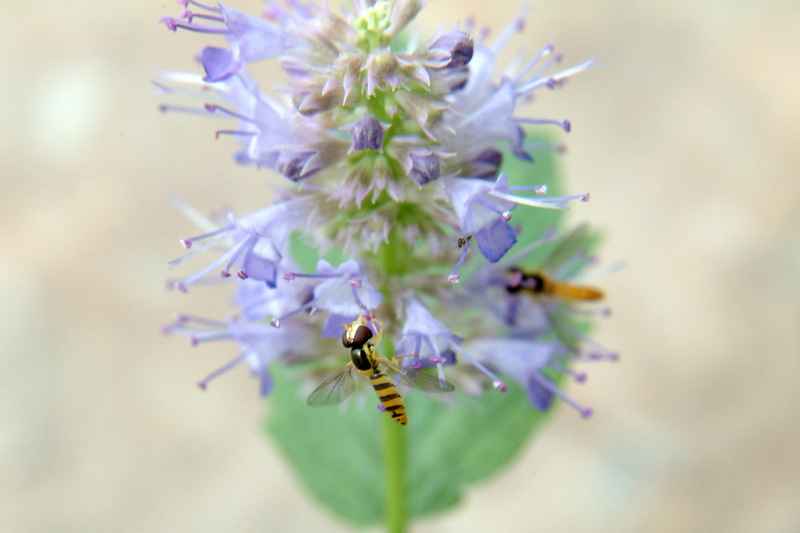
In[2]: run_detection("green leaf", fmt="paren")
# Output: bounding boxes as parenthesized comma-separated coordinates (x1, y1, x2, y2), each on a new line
(269, 144, 577, 526)
(289, 231, 349, 272)
(266, 368, 382, 527)
(266, 365, 556, 526)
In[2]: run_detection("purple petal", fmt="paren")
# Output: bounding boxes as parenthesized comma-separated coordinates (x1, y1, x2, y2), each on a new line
(527, 375, 555, 411)
(241, 253, 278, 287)
(200, 46, 237, 82)
(475, 218, 517, 262)
(322, 313, 356, 338)
(220, 5, 296, 63)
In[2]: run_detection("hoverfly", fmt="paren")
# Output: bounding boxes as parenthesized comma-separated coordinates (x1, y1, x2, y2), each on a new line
(307, 312, 454, 425)
(505, 224, 603, 301)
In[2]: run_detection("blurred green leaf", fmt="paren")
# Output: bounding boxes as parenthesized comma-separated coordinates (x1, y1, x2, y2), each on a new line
(289, 232, 349, 272)
(269, 144, 574, 526)
(266, 365, 556, 526)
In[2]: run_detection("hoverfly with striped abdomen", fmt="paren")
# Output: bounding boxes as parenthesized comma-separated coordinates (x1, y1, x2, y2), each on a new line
(307, 312, 454, 425)
(505, 223, 603, 302)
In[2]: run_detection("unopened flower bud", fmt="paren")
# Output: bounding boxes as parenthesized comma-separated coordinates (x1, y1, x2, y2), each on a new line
(349, 116, 384, 152)
(432, 31, 474, 68)
(409, 153, 441, 185)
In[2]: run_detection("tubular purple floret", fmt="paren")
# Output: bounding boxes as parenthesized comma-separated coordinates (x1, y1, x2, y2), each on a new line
(518, 117, 571, 132)
(215, 129, 256, 139)
(160, 16, 228, 34)
(449, 343, 507, 391)
(169, 231, 235, 272)
(174, 314, 225, 327)
(474, 197, 514, 223)
(269, 298, 316, 328)
(173, 225, 234, 259)
(203, 103, 254, 123)
(197, 352, 248, 391)
(584, 350, 619, 362)
(512, 43, 555, 84)
(280, 272, 342, 281)
(267, 262, 380, 329)
(529, 372, 593, 418)
(488, 188, 588, 210)
(350, 282, 369, 309)
(181, 0, 220, 11)
(490, 11, 528, 55)
(448, 239, 471, 283)
(181, 11, 224, 24)
(517, 55, 564, 94)
(157, 103, 216, 116)
(549, 362, 588, 384)
(164, 319, 231, 345)
(160, 1, 224, 34)
(555, 316, 617, 361)
(517, 57, 596, 95)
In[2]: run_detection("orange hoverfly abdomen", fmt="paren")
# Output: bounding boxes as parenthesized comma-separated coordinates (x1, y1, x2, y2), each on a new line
(548, 282, 604, 301)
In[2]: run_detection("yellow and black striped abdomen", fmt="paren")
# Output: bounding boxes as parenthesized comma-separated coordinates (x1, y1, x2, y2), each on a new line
(369, 371, 407, 425)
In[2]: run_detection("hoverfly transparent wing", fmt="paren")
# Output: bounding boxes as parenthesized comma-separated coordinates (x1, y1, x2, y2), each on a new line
(307, 363, 357, 406)
(537, 223, 596, 279)
(545, 306, 584, 353)
(379, 357, 455, 393)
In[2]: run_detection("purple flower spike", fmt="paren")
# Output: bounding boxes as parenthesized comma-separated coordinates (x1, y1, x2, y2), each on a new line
(159, 1, 613, 422)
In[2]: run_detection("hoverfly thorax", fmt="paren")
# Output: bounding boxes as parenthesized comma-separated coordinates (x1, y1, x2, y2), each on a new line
(350, 346, 374, 371)
(505, 268, 546, 294)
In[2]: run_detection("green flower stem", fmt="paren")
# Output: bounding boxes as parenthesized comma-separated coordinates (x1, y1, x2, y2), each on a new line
(375, 231, 409, 533)
(383, 413, 408, 533)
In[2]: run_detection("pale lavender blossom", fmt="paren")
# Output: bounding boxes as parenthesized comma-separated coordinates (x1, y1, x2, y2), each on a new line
(168, 197, 312, 291)
(466, 338, 594, 417)
(395, 297, 508, 392)
(163, 312, 312, 396)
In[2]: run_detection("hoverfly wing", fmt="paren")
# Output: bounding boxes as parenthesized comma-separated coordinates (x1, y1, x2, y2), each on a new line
(380, 357, 455, 393)
(538, 223, 595, 278)
(545, 305, 586, 353)
(307, 363, 357, 406)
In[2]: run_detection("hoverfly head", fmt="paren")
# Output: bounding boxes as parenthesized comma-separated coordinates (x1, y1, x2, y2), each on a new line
(342, 323, 373, 348)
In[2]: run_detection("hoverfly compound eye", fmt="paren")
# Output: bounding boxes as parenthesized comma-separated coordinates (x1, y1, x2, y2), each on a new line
(341, 329, 353, 348)
(351, 325, 373, 346)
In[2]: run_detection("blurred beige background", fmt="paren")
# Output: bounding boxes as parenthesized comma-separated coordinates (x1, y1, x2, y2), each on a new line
(2, 1, 799, 532)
